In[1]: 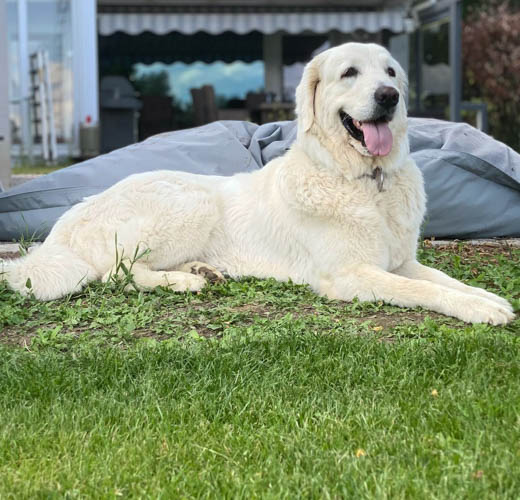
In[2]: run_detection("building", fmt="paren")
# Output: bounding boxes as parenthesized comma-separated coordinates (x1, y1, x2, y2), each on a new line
(1, 0, 463, 180)
(4, 0, 97, 165)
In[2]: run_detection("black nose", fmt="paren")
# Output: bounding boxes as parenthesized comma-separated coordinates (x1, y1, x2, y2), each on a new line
(374, 86, 399, 110)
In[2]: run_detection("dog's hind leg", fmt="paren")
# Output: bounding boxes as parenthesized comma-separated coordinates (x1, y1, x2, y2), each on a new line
(176, 261, 226, 284)
(2, 244, 99, 301)
(106, 178, 222, 274)
(102, 261, 206, 292)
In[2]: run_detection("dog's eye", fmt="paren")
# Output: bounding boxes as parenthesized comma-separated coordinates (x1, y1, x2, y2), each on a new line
(342, 67, 359, 78)
(387, 67, 396, 77)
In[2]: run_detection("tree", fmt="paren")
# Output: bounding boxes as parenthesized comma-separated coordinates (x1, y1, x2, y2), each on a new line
(130, 70, 171, 97)
(129, 70, 195, 130)
(463, 1, 520, 150)
(463, 0, 520, 18)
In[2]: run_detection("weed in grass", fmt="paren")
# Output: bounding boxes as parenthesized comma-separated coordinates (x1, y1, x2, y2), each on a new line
(102, 235, 152, 294)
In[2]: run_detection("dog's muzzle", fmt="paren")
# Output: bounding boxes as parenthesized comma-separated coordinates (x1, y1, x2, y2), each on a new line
(340, 108, 395, 157)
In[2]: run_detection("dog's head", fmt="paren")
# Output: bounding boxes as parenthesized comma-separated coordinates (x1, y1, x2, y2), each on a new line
(295, 43, 408, 160)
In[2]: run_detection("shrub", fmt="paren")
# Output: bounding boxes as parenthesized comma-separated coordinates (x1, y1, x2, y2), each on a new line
(463, 1, 520, 151)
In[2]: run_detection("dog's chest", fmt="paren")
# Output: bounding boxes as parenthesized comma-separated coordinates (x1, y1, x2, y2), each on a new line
(380, 181, 423, 230)
(334, 168, 424, 228)
(375, 172, 426, 268)
(326, 169, 425, 269)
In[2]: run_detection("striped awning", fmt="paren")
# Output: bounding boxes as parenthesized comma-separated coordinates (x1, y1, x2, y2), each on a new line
(98, 10, 406, 36)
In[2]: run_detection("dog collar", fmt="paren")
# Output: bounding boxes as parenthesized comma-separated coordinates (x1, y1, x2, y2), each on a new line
(357, 166, 384, 192)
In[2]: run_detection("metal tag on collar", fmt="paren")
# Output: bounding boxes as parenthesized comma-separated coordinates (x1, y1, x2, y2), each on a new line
(373, 166, 384, 192)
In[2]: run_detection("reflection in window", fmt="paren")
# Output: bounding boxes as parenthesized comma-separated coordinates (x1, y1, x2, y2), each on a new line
(409, 17, 451, 119)
(7, 0, 73, 147)
(133, 61, 265, 108)
(7, 0, 20, 144)
(421, 18, 450, 119)
(27, 0, 73, 144)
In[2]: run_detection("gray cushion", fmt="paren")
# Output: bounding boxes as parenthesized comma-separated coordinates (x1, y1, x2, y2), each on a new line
(0, 118, 519, 240)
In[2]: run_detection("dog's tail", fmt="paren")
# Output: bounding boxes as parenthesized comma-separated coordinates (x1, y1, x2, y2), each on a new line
(1, 244, 98, 301)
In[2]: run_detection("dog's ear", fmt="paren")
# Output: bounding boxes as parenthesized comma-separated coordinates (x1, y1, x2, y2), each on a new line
(295, 56, 321, 132)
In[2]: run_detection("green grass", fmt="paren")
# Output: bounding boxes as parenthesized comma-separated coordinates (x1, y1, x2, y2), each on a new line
(0, 244, 519, 498)
(12, 161, 72, 176)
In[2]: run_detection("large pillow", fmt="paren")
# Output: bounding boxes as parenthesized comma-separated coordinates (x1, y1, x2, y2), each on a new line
(0, 118, 518, 241)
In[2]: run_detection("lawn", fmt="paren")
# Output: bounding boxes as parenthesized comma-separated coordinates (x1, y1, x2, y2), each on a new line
(0, 243, 519, 498)
(11, 161, 72, 176)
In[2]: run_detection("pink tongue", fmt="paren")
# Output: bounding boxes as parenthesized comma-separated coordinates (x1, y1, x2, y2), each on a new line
(361, 121, 393, 156)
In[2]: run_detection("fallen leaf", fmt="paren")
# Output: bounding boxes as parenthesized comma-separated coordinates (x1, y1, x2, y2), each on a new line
(355, 448, 366, 458)
(161, 439, 169, 452)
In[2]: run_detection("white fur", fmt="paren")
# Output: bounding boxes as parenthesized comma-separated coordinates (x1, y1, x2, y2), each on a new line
(1, 43, 515, 324)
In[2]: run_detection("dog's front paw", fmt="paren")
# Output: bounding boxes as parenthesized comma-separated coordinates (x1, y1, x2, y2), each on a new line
(454, 296, 516, 325)
(467, 287, 514, 313)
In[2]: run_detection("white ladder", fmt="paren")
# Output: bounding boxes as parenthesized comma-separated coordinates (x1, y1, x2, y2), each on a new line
(30, 50, 57, 162)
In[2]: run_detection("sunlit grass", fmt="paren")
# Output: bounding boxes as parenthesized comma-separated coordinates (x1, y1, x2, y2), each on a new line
(0, 244, 519, 498)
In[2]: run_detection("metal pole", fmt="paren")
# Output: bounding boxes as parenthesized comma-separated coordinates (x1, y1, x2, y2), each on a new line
(36, 51, 49, 161)
(449, 0, 462, 122)
(71, 0, 99, 158)
(43, 50, 58, 161)
(415, 30, 423, 113)
(0, 0, 12, 189)
(17, 0, 32, 161)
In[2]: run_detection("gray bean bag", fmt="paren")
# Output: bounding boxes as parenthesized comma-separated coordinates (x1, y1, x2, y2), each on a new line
(1, 118, 519, 241)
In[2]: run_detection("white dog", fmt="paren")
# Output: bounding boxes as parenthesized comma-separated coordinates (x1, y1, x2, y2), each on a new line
(2, 43, 515, 324)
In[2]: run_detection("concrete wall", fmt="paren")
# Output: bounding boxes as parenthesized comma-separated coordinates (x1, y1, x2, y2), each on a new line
(0, 0, 11, 190)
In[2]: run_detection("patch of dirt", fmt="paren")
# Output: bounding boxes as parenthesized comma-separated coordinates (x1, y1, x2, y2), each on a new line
(0, 323, 89, 349)
(0, 307, 453, 348)
(355, 310, 451, 343)
(0, 298, 457, 348)
(359, 309, 446, 330)
(226, 303, 279, 315)
(227, 303, 319, 319)
(0, 251, 20, 260)
(133, 329, 181, 343)
(0, 328, 36, 349)
(423, 240, 518, 260)
(130, 306, 445, 344)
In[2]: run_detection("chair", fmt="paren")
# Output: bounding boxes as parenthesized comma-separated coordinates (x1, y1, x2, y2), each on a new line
(246, 91, 267, 124)
(191, 85, 250, 125)
(190, 85, 219, 126)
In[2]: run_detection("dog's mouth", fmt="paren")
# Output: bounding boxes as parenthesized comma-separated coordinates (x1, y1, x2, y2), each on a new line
(339, 111, 393, 156)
